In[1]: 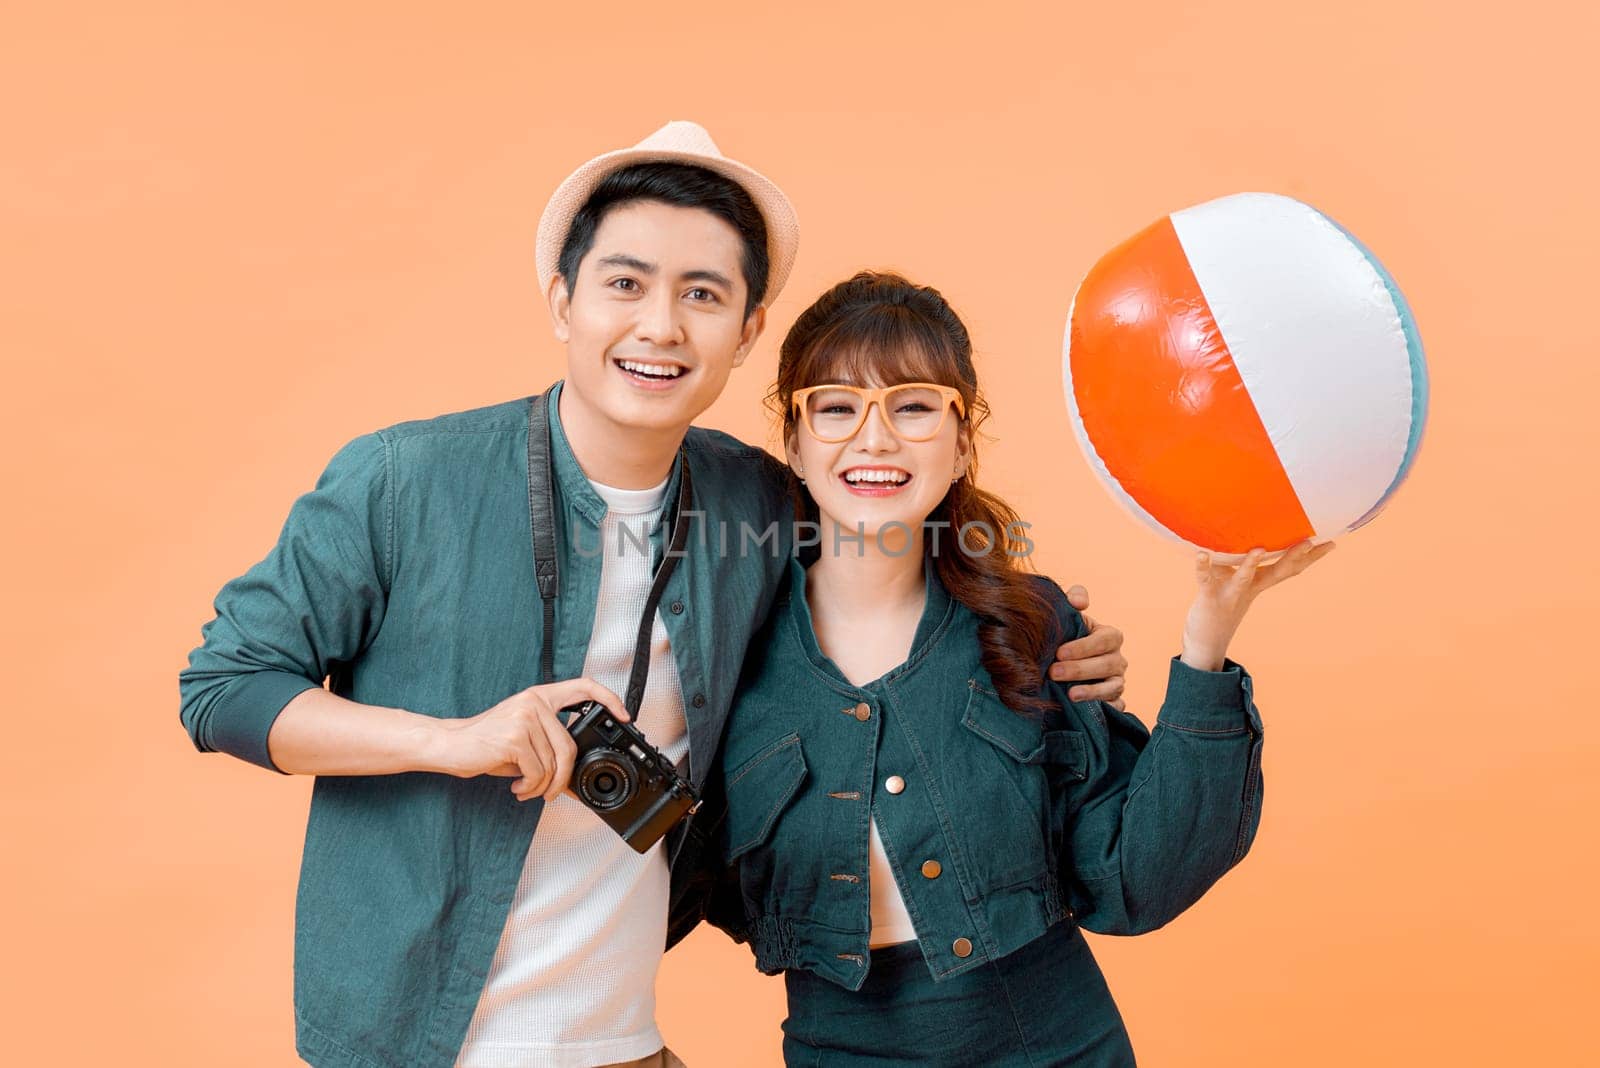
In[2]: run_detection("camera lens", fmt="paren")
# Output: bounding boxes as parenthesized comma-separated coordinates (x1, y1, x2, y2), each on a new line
(576, 750, 636, 811)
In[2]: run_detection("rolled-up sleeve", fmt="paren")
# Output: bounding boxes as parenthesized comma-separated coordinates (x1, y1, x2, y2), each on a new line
(177, 431, 392, 773)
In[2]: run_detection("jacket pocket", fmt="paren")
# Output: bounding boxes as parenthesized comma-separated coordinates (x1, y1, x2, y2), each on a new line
(960, 680, 1088, 779)
(724, 732, 808, 861)
(959, 681, 1089, 889)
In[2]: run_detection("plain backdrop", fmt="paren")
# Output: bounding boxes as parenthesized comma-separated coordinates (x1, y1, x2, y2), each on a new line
(3, 2, 1597, 1065)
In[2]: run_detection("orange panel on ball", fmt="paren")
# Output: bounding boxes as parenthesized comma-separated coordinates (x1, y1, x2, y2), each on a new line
(1068, 216, 1314, 553)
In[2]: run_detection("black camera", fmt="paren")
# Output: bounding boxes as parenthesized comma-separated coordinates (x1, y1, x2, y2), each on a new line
(563, 700, 700, 854)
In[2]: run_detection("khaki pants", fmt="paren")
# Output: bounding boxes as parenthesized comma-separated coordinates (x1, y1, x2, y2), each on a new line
(600, 1047, 686, 1068)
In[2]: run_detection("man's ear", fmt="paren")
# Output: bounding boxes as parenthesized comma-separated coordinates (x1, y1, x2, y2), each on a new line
(547, 273, 573, 343)
(731, 305, 767, 368)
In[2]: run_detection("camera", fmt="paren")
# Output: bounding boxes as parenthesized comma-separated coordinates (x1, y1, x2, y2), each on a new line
(564, 700, 700, 854)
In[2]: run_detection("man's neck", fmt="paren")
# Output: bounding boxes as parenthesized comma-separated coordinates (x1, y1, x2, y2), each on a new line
(556, 384, 686, 489)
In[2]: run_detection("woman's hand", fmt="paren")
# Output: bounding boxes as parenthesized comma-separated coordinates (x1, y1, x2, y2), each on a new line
(1180, 538, 1337, 671)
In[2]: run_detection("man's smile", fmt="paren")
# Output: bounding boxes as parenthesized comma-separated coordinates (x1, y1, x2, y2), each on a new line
(611, 355, 690, 389)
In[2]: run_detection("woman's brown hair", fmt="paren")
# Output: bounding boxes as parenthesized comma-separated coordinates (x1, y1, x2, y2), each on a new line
(768, 271, 1062, 717)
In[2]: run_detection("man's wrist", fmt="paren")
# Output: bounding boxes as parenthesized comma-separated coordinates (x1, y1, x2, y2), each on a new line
(403, 713, 459, 776)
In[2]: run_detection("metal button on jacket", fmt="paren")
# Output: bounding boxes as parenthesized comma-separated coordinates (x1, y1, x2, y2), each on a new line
(952, 937, 973, 958)
(884, 775, 906, 795)
(921, 859, 942, 879)
(852, 701, 871, 721)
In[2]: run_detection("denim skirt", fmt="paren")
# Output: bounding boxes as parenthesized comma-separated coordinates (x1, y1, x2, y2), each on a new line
(780, 920, 1137, 1067)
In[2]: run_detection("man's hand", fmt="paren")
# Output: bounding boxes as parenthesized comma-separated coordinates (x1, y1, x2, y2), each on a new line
(1048, 584, 1128, 711)
(430, 678, 629, 803)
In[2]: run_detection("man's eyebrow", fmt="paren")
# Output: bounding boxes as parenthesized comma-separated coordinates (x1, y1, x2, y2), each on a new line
(595, 254, 656, 274)
(681, 269, 734, 290)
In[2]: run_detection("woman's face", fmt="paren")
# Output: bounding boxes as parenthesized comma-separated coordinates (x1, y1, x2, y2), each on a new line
(786, 372, 971, 551)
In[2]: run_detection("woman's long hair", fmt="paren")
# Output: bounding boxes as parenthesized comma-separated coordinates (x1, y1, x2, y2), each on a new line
(768, 271, 1062, 717)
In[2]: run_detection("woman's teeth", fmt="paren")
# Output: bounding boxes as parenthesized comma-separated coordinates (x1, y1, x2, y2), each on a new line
(618, 359, 684, 379)
(844, 470, 910, 485)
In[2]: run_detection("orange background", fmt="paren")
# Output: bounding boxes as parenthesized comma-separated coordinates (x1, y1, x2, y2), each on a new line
(5, 3, 1597, 1065)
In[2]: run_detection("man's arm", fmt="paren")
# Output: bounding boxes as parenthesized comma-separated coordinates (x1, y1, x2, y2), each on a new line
(178, 432, 395, 773)
(266, 676, 631, 802)
(262, 686, 446, 776)
(176, 431, 629, 795)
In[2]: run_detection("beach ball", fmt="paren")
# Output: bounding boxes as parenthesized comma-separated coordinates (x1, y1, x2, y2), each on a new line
(1062, 192, 1427, 558)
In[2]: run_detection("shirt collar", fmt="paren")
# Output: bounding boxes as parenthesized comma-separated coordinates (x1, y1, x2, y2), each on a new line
(784, 552, 957, 690)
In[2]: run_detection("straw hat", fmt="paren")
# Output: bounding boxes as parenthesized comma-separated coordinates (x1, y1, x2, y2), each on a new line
(534, 120, 799, 307)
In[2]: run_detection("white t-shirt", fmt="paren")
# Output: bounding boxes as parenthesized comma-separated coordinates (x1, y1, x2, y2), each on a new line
(456, 475, 687, 1068)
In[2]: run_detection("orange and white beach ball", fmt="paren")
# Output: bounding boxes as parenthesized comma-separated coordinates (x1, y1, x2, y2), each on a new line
(1062, 192, 1427, 558)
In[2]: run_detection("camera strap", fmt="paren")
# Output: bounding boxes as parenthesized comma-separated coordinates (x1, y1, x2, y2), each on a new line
(526, 386, 694, 720)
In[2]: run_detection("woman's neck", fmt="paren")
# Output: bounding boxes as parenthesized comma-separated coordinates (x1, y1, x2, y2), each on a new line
(812, 518, 928, 629)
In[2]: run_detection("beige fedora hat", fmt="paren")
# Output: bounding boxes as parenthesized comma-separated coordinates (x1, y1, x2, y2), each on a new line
(534, 120, 799, 308)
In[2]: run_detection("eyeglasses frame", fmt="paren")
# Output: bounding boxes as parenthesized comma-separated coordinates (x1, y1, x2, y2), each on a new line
(790, 382, 967, 444)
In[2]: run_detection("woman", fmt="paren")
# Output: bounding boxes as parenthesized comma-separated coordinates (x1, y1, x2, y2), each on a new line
(704, 272, 1333, 1066)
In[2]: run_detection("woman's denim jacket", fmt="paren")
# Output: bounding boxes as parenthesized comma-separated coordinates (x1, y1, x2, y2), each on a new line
(703, 557, 1265, 991)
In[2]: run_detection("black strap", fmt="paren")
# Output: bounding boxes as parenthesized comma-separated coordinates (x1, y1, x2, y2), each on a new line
(526, 387, 693, 719)
(528, 392, 561, 687)
(624, 476, 693, 715)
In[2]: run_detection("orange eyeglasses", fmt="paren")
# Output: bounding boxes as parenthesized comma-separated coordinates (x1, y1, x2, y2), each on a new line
(791, 383, 966, 443)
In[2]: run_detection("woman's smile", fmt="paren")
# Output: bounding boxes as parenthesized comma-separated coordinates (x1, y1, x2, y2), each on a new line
(839, 464, 914, 497)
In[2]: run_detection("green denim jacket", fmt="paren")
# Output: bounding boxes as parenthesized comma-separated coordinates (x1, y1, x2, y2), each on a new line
(704, 557, 1264, 990)
(177, 382, 792, 1068)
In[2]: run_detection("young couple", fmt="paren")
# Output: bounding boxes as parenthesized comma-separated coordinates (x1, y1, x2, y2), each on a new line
(179, 121, 1332, 1068)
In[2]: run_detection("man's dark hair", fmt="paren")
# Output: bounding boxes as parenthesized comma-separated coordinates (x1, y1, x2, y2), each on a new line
(556, 162, 770, 318)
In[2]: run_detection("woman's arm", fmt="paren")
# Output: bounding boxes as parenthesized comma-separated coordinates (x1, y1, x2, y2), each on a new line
(1052, 538, 1334, 934)
(1056, 655, 1264, 935)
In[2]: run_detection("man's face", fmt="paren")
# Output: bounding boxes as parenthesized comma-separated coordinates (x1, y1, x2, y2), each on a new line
(550, 200, 765, 435)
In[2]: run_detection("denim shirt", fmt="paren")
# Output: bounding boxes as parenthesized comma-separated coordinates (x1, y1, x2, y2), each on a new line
(177, 381, 792, 1068)
(705, 556, 1265, 991)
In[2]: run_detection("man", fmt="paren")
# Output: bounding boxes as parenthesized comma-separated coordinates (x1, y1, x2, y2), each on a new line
(178, 121, 1128, 1068)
